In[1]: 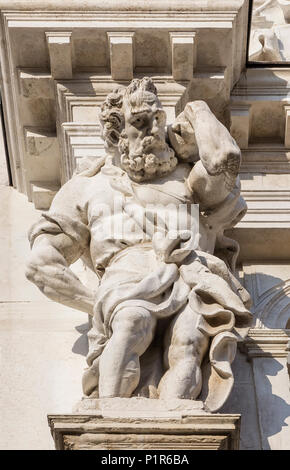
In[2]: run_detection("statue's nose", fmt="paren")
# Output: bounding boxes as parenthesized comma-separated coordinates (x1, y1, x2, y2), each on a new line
(150, 121, 160, 136)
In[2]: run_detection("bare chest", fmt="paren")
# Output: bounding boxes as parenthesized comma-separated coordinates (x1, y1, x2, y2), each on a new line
(131, 164, 192, 207)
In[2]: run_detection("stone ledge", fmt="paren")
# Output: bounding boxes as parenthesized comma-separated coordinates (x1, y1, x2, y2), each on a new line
(227, 227, 290, 261)
(245, 329, 290, 358)
(0, 0, 245, 13)
(48, 398, 241, 450)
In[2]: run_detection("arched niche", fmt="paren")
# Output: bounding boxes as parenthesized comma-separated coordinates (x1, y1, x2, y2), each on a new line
(254, 280, 290, 329)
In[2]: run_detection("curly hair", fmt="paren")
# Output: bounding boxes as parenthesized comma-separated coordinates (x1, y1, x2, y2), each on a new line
(99, 87, 125, 150)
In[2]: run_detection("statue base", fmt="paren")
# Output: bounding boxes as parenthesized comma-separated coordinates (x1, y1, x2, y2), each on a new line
(48, 398, 241, 450)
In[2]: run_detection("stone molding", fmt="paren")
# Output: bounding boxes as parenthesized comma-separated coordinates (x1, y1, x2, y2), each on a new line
(48, 412, 241, 450)
(61, 123, 104, 181)
(245, 329, 290, 358)
(238, 188, 290, 229)
(0, 1, 246, 12)
(56, 77, 188, 125)
(241, 146, 290, 174)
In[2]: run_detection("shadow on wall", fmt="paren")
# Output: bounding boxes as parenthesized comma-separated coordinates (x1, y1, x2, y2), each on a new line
(221, 267, 290, 449)
(72, 321, 90, 357)
(257, 356, 290, 450)
(219, 345, 290, 450)
(246, 270, 290, 329)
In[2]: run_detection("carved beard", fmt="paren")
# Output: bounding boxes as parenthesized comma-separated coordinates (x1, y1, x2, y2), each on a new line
(118, 134, 178, 182)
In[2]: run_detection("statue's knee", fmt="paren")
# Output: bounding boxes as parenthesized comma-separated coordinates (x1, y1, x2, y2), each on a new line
(110, 307, 155, 357)
(112, 307, 153, 336)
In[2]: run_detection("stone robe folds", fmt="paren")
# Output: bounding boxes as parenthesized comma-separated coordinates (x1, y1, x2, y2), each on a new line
(29, 159, 252, 412)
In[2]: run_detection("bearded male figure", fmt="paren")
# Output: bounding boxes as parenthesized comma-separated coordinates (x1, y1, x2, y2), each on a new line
(26, 78, 252, 412)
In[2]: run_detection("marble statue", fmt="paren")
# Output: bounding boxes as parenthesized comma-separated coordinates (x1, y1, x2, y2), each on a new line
(249, 0, 290, 62)
(249, 28, 282, 61)
(26, 77, 252, 412)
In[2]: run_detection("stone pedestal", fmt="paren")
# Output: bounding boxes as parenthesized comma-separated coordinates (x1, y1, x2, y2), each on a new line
(48, 398, 241, 450)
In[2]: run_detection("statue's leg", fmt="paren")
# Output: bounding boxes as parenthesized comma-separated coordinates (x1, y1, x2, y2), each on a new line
(82, 357, 100, 397)
(158, 303, 209, 400)
(98, 306, 157, 398)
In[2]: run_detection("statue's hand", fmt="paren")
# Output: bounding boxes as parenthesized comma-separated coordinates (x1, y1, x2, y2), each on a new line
(183, 101, 241, 177)
(152, 230, 195, 264)
(167, 112, 198, 162)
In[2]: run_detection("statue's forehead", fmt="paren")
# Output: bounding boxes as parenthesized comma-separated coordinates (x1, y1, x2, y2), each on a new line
(123, 100, 164, 119)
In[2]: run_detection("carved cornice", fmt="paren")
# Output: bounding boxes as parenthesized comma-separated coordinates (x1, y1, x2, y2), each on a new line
(241, 146, 290, 174)
(2, 11, 238, 29)
(245, 329, 290, 358)
(0, 0, 245, 14)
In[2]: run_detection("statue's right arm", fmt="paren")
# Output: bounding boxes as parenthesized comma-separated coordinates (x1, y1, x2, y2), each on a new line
(26, 177, 96, 316)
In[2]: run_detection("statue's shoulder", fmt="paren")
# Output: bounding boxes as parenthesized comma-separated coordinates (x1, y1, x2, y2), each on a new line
(56, 157, 107, 199)
(73, 156, 106, 178)
(51, 167, 103, 208)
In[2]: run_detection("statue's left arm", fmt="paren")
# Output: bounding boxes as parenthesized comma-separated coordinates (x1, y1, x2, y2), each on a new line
(169, 100, 241, 210)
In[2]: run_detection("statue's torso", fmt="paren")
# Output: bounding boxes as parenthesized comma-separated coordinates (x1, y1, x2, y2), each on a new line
(82, 162, 216, 271)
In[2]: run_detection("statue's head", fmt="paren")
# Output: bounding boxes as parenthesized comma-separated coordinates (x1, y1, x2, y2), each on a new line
(100, 77, 177, 182)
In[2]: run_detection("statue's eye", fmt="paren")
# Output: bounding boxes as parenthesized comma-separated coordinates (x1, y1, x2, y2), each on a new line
(132, 117, 145, 128)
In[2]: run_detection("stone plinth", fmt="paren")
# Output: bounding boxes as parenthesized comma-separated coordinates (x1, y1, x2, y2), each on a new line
(48, 398, 241, 450)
